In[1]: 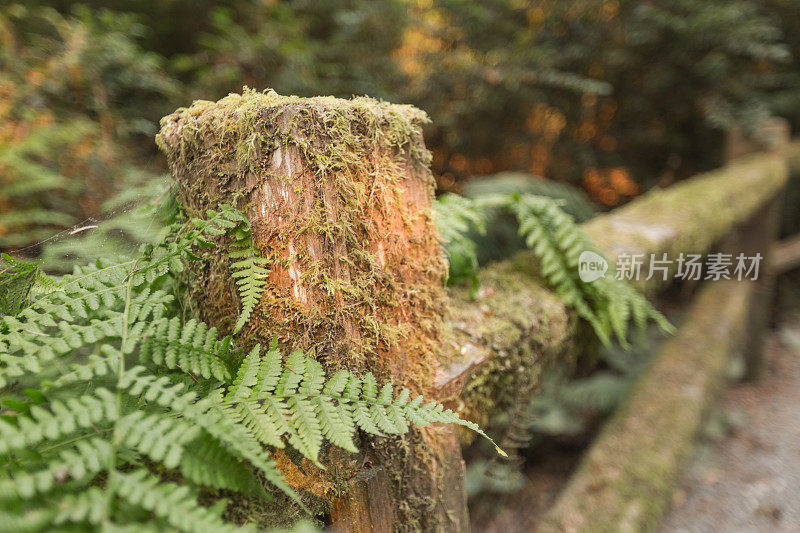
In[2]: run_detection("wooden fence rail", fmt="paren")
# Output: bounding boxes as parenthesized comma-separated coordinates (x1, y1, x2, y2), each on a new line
(538, 278, 754, 533)
(157, 90, 794, 532)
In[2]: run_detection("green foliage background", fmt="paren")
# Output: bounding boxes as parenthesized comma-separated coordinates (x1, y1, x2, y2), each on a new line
(2, 0, 799, 257)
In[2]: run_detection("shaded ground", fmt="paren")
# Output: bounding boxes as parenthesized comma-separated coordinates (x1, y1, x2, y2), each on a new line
(659, 318, 800, 532)
(470, 447, 579, 533)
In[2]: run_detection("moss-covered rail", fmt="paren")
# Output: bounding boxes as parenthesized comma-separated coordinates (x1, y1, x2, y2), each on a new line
(536, 280, 753, 533)
(440, 142, 791, 532)
(438, 148, 789, 427)
(156, 89, 791, 532)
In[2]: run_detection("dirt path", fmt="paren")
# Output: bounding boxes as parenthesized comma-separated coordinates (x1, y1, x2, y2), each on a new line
(659, 321, 800, 532)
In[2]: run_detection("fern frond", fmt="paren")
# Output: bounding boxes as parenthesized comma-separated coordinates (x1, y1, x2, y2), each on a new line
(140, 317, 233, 382)
(557, 372, 632, 413)
(231, 399, 285, 449)
(0, 389, 117, 454)
(0, 287, 170, 389)
(1, 203, 499, 531)
(118, 366, 199, 410)
(51, 487, 107, 528)
(434, 194, 487, 288)
(53, 353, 120, 388)
(0, 254, 43, 317)
(179, 433, 265, 495)
(192, 401, 304, 509)
(116, 411, 200, 468)
(229, 225, 270, 334)
(510, 193, 671, 346)
(0, 507, 55, 533)
(228, 345, 263, 400)
(433, 191, 671, 347)
(219, 350, 506, 461)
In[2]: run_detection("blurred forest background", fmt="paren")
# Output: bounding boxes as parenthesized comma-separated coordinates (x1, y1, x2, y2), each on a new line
(2, 0, 800, 260)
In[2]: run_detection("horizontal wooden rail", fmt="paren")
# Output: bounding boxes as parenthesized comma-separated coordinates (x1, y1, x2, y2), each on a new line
(584, 153, 787, 293)
(535, 279, 753, 532)
(437, 151, 789, 424)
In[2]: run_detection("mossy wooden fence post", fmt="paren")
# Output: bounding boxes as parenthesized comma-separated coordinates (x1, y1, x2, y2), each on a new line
(156, 90, 469, 531)
(719, 195, 782, 380)
(723, 117, 789, 379)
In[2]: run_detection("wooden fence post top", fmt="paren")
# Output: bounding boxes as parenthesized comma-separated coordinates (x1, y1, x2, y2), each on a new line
(156, 89, 471, 530)
(156, 88, 446, 391)
(725, 116, 791, 161)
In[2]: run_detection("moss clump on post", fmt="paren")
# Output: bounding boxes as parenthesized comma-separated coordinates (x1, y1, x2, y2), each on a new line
(156, 88, 445, 391)
(439, 254, 574, 430)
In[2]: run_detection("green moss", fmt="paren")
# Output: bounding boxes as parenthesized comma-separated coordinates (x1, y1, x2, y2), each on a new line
(156, 87, 444, 384)
(442, 253, 574, 430)
(156, 88, 432, 191)
(584, 152, 787, 293)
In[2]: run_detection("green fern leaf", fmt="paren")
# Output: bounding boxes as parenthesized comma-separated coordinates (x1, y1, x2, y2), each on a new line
(0, 437, 112, 500)
(179, 433, 265, 495)
(229, 226, 270, 334)
(1, 203, 499, 531)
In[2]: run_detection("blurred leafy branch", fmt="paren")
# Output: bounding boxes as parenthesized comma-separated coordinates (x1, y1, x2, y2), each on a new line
(0, 4, 177, 259)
